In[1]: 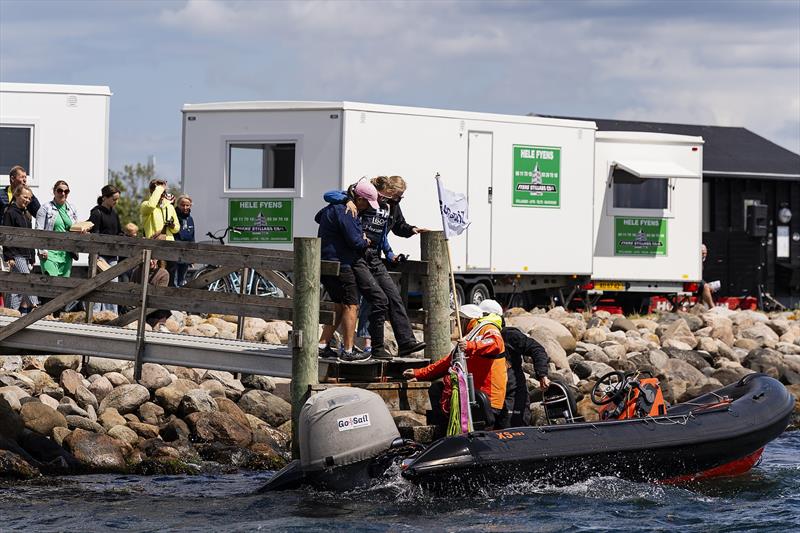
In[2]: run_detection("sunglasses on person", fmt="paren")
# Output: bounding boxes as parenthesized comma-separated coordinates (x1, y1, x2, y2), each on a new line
(55, 188, 70, 194)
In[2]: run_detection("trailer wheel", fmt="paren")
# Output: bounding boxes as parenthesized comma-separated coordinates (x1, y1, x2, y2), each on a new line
(468, 282, 492, 306)
(451, 283, 466, 309)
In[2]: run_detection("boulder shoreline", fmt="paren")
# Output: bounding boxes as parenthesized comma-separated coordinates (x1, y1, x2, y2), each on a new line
(1, 306, 798, 480)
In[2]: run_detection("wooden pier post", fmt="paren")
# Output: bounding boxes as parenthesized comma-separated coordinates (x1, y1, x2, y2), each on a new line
(290, 237, 321, 459)
(421, 231, 452, 362)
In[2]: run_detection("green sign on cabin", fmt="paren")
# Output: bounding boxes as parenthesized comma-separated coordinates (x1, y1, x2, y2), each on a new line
(512, 144, 561, 208)
(614, 217, 668, 256)
(228, 199, 293, 243)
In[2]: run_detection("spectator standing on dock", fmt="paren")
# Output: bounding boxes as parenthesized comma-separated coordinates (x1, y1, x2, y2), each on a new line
(0, 166, 40, 221)
(2, 185, 40, 312)
(170, 194, 195, 287)
(140, 179, 178, 240)
(36, 180, 82, 278)
(316, 178, 389, 362)
(323, 175, 427, 358)
(89, 184, 123, 313)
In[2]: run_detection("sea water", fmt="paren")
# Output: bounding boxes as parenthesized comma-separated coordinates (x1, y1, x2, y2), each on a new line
(2, 431, 798, 532)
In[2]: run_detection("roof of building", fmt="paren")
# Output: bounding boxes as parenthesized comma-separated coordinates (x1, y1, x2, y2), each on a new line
(539, 115, 800, 180)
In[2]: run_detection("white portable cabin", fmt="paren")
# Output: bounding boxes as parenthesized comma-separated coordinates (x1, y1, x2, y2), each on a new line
(591, 131, 704, 296)
(0, 82, 111, 223)
(181, 101, 597, 301)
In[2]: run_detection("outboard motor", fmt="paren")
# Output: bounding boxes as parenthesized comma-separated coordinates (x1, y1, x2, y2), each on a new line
(260, 387, 403, 492)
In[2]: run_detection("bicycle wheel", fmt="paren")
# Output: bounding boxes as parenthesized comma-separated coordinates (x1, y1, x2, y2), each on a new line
(252, 273, 281, 297)
(194, 266, 235, 293)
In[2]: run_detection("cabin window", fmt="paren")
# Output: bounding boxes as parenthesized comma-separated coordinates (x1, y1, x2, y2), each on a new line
(612, 168, 669, 210)
(227, 142, 296, 190)
(0, 125, 33, 183)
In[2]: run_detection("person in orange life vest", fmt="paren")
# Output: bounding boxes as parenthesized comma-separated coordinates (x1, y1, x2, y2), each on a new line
(404, 304, 507, 426)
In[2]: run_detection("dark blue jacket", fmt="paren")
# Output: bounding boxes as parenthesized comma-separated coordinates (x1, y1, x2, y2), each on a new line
(323, 189, 398, 260)
(315, 204, 369, 267)
(175, 212, 195, 242)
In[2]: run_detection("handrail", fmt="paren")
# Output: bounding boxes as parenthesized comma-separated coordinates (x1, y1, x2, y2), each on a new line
(0, 226, 339, 275)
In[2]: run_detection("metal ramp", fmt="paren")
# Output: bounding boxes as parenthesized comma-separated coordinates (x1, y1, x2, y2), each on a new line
(0, 316, 330, 378)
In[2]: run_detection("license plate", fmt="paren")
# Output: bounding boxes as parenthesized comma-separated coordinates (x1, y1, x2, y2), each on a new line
(594, 281, 625, 291)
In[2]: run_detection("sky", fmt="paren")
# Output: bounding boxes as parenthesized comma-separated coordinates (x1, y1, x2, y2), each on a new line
(1, 0, 798, 182)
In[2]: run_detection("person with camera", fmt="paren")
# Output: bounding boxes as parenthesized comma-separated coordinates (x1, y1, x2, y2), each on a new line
(323, 175, 427, 358)
(140, 179, 178, 240)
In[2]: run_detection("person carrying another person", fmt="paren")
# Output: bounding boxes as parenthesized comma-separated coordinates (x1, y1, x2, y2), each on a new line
(36, 180, 85, 279)
(316, 178, 389, 362)
(403, 304, 507, 429)
(170, 194, 195, 287)
(479, 299, 550, 428)
(0, 166, 40, 221)
(323, 175, 427, 357)
(2, 185, 40, 312)
(140, 179, 178, 240)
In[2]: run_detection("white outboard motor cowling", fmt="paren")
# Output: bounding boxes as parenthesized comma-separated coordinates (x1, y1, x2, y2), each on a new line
(300, 387, 400, 472)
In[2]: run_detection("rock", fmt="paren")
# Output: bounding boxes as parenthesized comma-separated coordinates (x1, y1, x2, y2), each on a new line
(20, 402, 67, 435)
(199, 379, 227, 399)
(507, 315, 576, 352)
(86, 404, 98, 423)
(697, 337, 719, 355)
(204, 370, 245, 400)
(602, 344, 627, 361)
(160, 417, 192, 442)
(569, 359, 592, 380)
(108, 425, 139, 446)
(155, 386, 189, 414)
(583, 328, 607, 345)
(734, 338, 761, 351)
(99, 384, 151, 415)
(0, 396, 24, 439)
(662, 338, 694, 351)
(582, 345, 610, 364)
(66, 415, 104, 433)
(88, 376, 114, 403)
(262, 321, 291, 344)
(558, 318, 586, 342)
(38, 394, 60, 410)
(59, 368, 83, 397)
(576, 397, 601, 422)
(238, 390, 291, 427)
(662, 347, 712, 371)
(215, 397, 251, 428)
(1, 355, 23, 372)
(647, 349, 669, 368)
(241, 375, 276, 392)
(743, 348, 786, 380)
(63, 429, 127, 472)
(632, 318, 659, 332)
(52, 426, 71, 446)
(104, 372, 129, 387)
(271, 378, 292, 403)
(740, 323, 780, 348)
(624, 337, 650, 353)
(138, 402, 165, 426)
(0, 449, 40, 479)
(57, 397, 89, 418)
(678, 313, 704, 332)
(138, 364, 172, 391)
(529, 334, 570, 370)
(246, 414, 290, 450)
(0, 385, 29, 411)
(711, 363, 751, 385)
(74, 385, 99, 411)
(663, 359, 707, 387)
(180, 389, 218, 416)
(124, 413, 140, 424)
(99, 408, 127, 431)
(611, 317, 636, 332)
(658, 319, 697, 349)
(44, 355, 81, 377)
(185, 411, 252, 447)
(84, 357, 131, 376)
(703, 314, 735, 346)
(127, 421, 160, 439)
(171, 367, 201, 382)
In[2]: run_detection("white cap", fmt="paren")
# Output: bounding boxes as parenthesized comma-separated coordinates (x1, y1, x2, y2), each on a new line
(478, 299, 503, 316)
(459, 304, 483, 319)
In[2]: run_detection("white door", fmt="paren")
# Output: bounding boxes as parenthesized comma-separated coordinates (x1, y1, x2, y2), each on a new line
(466, 131, 493, 270)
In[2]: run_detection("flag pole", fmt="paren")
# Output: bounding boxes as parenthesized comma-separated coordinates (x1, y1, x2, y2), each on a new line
(435, 172, 473, 430)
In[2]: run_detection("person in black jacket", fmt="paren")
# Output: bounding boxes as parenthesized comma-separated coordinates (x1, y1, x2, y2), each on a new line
(2, 185, 39, 312)
(170, 194, 195, 287)
(89, 185, 123, 313)
(0, 166, 40, 221)
(479, 299, 551, 428)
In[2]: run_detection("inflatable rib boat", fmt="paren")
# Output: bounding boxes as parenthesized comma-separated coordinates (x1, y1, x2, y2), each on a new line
(401, 373, 795, 489)
(262, 373, 794, 493)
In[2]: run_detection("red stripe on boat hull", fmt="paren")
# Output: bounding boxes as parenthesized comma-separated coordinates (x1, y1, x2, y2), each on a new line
(660, 448, 764, 484)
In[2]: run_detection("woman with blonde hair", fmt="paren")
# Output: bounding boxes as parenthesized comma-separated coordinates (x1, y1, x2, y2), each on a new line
(2, 185, 40, 312)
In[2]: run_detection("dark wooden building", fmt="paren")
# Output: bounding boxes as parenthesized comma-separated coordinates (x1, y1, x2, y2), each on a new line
(543, 116, 800, 306)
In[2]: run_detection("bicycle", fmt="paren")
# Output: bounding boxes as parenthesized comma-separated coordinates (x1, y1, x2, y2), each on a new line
(190, 226, 290, 298)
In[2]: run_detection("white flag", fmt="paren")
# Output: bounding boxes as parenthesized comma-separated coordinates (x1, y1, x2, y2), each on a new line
(436, 176, 470, 239)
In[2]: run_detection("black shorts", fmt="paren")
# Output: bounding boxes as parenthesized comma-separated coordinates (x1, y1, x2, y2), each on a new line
(321, 268, 359, 305)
